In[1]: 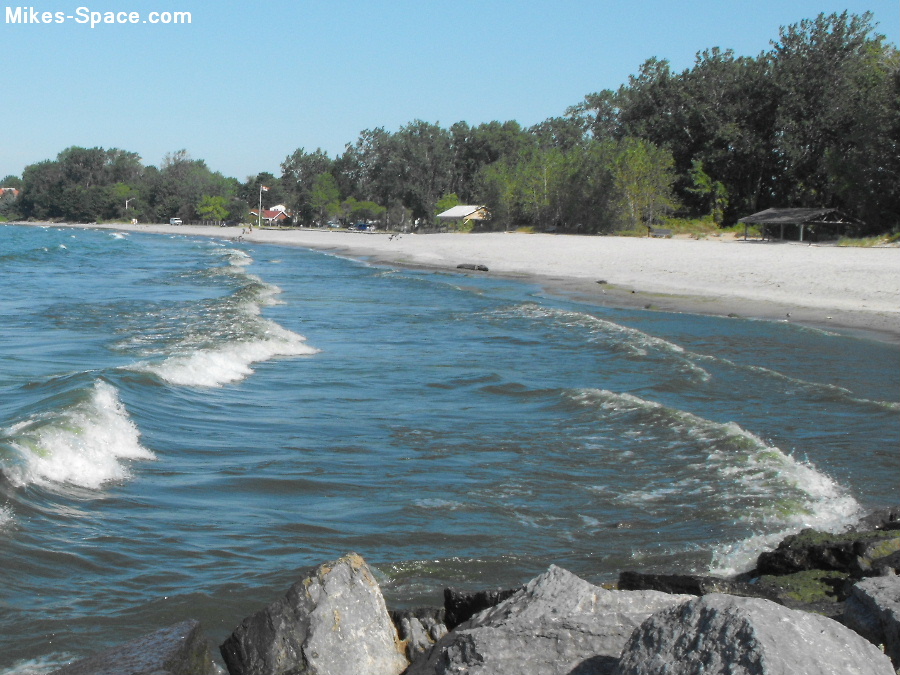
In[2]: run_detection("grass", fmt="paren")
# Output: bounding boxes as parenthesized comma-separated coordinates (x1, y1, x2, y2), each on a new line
(612, 216, 760, 239)
(837, 233, 900, 247)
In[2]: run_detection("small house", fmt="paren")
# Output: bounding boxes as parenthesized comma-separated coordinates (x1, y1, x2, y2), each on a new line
(436, 205, 490, 224)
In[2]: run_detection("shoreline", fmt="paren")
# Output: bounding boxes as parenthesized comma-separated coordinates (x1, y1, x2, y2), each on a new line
(14, 221, 900, 344)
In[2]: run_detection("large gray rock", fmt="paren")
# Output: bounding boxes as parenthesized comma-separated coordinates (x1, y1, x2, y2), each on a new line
(844, 574, 900, 669)
(615, 593, 895, 675)
(406, 565, 692, 675)
(443, 587, 521, 630)
(50, 620, 216, 675)
(220, 553, 408, 675)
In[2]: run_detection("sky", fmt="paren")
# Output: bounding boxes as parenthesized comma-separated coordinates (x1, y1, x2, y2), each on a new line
(1, 0, 898, 183)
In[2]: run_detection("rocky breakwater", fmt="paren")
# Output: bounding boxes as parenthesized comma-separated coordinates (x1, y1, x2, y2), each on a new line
(49, 508, 900, 675)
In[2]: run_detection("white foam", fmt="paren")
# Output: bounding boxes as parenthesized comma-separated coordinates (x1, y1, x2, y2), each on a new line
(496, 305, 711, 380)
(2, 381, 155, 490)
(571, 388, 862, 571)
(134, 320, 318, 387)
(0, 654, 76, 675)
(415, 498, 463, 510)
(0, 505, 14, 530)
(124, 245, 319, 387)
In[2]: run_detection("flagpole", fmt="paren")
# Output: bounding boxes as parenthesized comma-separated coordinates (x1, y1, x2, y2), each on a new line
(258, 185, 263, 230)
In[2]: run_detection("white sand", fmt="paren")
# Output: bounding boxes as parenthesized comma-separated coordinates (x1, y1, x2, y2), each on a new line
(29, 223, 900, 342)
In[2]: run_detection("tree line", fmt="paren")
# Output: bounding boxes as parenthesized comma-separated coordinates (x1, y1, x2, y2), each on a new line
(2, 12, 897, 234)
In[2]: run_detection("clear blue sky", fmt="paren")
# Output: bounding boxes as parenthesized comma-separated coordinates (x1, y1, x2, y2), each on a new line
(1, 0, 897, 182)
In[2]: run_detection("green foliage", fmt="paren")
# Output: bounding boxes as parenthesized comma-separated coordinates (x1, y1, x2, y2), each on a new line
(281, 148, 332, 224)
(197, 195, 229, 221)
(611, 138, 678, 229)
(12, 12, 897, 235)
(687, 161, 728, 224)
(435, 192, 461, 215)
(309, 172, 342, 225)
(341, 197, 385, 224)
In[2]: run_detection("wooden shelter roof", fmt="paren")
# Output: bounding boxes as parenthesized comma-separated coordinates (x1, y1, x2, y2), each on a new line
(738, 207, 853, 226)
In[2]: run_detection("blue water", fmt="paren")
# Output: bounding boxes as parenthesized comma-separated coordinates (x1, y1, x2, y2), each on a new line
(1, 224, 898, 672)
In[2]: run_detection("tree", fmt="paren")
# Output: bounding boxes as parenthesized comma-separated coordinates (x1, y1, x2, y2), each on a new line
(280, 148, 332, 223)
(341, 197, 385, 224)
(197, 195, 229, 222)
(770, 12, 887, 208)
(612, 138, 678, 229)
(687, 160, 728, 224)
(142, 150, 235, 223)
(309, 172, 341, 225)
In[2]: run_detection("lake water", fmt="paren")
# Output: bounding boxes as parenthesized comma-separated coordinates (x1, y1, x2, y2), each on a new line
(1, 223, 897, 672)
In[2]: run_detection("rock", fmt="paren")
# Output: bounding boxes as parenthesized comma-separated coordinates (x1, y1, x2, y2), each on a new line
(756, 528, 900, 576)
(456, 263, 489, 272)
(390, 608, 447, 661)
(854, 506, 900, 532)
(755, 569, 853, 618)
(406, 565, 692, 675)
(615, 593, 895, 675)
(871, 550, 900, 574)
(443, 587, 521, 630)
(219, 553, 407, 675)
(844, 575, 900, 669)
(50, 619, 216, 675)
(618, 570, 763, 598)
(857, 537, 900, 575)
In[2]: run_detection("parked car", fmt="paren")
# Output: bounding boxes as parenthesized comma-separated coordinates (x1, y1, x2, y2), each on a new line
(169, 218, 183, 226)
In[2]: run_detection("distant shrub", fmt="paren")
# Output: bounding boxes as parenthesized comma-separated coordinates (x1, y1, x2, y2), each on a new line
(837, 235, 892, 247)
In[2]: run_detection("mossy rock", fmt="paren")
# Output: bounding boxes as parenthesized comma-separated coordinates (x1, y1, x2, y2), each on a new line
(780, 528, 898, 548)
(757, 569, 851, 605)
(757, 528, 900, 575)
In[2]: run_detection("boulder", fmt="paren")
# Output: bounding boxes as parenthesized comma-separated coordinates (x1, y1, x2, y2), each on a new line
(754, 569, 852, 618)
(614, 593, 894, 675)
(617, 570, 763, 598)
(443, 587, 521, 630)
(854, 506, 900, 532)
(456, 263, 489, 272)
(390, 608, 448, 661)
(756, 528, 900, 576)
(50, 620, 216, 675)
(843, 574, 900, 669)
(871, 550, 900, 574)
(406, 565, 692, 675)
(219, 553, 407, 675)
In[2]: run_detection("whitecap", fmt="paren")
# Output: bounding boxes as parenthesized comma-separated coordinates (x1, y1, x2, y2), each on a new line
(1, 380, 155, 490)
(570, 388, 862, 559)
(0, 504, 14, 530)
(0, 654, 76, 675)
(491, 304, 711, 381)
(414, 498, 463, 510)
(124, 246, 319, 387)
(132, 320, 318, 387)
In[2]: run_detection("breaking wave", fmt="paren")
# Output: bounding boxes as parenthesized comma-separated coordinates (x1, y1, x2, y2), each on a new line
(0, 380, 155, 491)
(567, 388, 862, 572)
(126, 245, 318, 387)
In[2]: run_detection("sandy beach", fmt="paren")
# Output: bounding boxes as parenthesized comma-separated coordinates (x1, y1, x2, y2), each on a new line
(26, 222, 900, 343)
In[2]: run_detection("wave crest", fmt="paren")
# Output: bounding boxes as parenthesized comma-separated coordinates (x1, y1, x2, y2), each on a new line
(1, 380, 155, 490)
